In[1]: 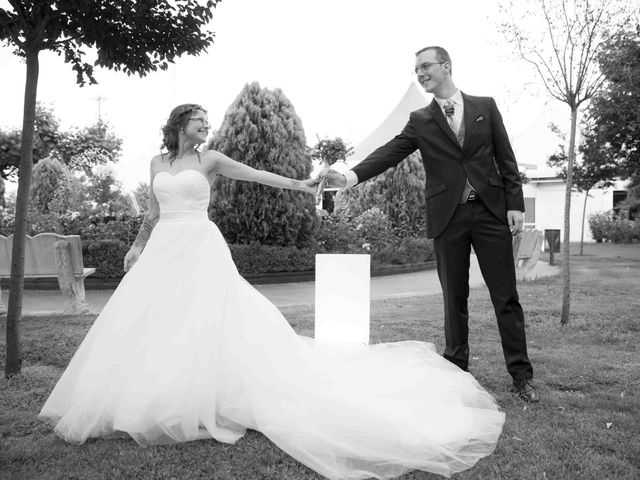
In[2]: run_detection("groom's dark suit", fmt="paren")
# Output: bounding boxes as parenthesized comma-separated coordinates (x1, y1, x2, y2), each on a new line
(351, 92, 533, 380)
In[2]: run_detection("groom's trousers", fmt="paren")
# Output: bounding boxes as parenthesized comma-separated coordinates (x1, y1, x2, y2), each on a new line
(433, 197, 534, 380)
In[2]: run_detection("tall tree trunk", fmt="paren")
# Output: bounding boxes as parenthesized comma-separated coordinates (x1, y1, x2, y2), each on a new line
(580, 189, 589, 256)
(560, 106, 578, 325)
(5, 47, 39, 378)
(0, 176, 5, 208)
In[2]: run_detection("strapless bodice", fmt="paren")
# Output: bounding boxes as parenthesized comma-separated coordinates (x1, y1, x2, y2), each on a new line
(153, 170, 210, 218)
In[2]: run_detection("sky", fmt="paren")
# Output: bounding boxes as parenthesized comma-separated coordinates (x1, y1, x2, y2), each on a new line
(0, 0, 568, 192)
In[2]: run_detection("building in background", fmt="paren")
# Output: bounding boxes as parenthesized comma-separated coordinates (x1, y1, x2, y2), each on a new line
(520, 168, 629, 243)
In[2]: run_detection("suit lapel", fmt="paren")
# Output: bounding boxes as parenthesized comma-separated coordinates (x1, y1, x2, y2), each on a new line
(427, 99, 461, 149)
(461, 93, 476, 151)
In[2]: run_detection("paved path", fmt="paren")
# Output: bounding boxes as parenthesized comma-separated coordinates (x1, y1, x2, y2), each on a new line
(1, 257, 560, 316)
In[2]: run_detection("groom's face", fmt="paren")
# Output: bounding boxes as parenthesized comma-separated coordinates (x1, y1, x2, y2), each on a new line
(414, 49, 448, 94)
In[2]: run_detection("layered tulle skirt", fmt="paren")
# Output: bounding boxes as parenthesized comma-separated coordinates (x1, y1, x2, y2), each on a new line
(39, 211, 505, 479)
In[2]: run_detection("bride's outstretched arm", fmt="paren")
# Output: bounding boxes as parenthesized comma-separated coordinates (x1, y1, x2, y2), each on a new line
(208, 151, 318, 194)
(124, 162, 161, 271)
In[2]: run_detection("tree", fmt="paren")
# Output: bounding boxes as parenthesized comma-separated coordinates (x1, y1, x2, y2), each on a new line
(499, 0, 636, 325)
(133, 181, 150, 213)
(0, 0, 220, 378)
(0, 105, 123, 182)
(583, 26, 640, 205)
(58, 120, 123, 173)
(547, 131, 617, 255)
(209, 82, 316, 247)
(85, 164, 133, 216)
(0, 103, 61, 180)
(0, 176, 5, 207)
(30, 156, 75, 213)
(335, 152, 427, 236)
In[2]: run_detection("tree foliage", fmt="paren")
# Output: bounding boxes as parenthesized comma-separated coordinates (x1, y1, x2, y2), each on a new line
(0, 105, 123, 180)
(0, 103, 61, 180)
(85, 164, 133, 216)
(29, 156, 76, 213)
(133, 181, 150, 213)
(0, 1, 219, 85)
(335, 152, 426, 236)
(58, 120, 123, 173)
(547, 126, 617, 194)
(583, 26, 640, 188)
(209, 82, 316, 248)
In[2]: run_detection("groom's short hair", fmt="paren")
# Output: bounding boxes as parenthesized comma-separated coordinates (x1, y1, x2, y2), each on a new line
(415, 46, 452, 74)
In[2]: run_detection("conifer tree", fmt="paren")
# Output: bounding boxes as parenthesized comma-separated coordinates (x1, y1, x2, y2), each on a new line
(209, 82, 316, 247)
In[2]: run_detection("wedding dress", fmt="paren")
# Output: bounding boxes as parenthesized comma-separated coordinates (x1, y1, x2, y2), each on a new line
(39, 169, 505, 479)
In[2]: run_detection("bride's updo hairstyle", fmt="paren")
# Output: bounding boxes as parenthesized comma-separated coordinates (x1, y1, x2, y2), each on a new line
(160, 103, 207, 160)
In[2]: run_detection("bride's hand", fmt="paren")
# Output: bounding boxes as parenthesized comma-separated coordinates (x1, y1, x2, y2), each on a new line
(302, 177, 322, 195)
(123, 246, 142, 272)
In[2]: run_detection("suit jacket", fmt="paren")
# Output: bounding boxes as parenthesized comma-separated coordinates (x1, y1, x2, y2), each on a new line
(352, 93, 525, 239)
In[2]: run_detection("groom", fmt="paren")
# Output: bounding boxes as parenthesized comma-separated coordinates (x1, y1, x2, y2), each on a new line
(323, 46, 539, 402)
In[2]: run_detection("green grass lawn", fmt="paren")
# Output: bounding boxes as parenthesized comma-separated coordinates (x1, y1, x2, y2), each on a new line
(1, 243, 639, 479)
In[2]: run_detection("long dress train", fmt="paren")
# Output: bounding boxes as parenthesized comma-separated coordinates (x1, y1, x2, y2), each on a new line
(39, 169, 505, 479)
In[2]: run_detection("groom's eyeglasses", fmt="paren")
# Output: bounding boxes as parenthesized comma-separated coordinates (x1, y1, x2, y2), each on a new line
(414, 61, 446, 74)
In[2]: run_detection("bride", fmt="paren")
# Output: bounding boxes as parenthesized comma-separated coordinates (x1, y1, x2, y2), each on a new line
(39, 103, 505, 480)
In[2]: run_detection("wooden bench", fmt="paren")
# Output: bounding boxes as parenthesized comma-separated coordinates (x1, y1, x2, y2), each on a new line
(0, 233, 95, 314)
(512, 228, 544, 281)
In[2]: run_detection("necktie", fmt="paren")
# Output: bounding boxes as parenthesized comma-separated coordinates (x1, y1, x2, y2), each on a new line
(444, 100, 456, 132)
(444, 99, 465, 146)
(444, 99, 474, 203)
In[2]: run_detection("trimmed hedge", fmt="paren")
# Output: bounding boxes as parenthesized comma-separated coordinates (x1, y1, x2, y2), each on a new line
(2, 208, 434, 278)
(80, 227, 434, 279)
(229, 243, 316, 275)
(83, 239, 130, 278)
(374, 236, 433, 266)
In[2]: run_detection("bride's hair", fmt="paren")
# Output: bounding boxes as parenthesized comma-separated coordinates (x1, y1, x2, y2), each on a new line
(160, 103, 207, 160)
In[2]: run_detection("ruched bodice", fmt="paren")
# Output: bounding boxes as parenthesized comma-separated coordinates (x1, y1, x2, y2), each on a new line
(153, 170, 210, 216)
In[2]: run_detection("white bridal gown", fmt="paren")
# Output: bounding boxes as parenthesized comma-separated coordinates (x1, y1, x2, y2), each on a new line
(39, 169, 505, 480)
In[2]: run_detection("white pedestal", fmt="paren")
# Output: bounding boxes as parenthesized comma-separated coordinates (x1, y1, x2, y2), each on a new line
(315, 254, 370, 347)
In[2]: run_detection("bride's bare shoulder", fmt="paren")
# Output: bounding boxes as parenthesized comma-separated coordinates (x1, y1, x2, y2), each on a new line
(201, 149, 224, 170)
(150, 153, 168, 171)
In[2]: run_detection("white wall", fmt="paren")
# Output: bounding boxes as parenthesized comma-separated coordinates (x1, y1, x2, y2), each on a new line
(522, 179, 627, 243)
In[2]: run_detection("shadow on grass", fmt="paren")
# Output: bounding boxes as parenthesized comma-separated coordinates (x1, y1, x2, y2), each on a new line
(1, 244, 639, 479)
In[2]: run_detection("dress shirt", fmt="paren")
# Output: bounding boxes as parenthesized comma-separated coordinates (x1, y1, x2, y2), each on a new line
(434, 89, 463, 134)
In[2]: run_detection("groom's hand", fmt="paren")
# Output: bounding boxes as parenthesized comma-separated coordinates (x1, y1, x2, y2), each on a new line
(322, 169, 347, 189)
(507, 210, 524, 236)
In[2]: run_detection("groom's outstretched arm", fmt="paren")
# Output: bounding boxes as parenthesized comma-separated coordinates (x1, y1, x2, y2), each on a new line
(323, 117, 418, 189)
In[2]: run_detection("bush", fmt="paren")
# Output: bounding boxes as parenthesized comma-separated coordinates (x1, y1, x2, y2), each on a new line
(314, 215, 362, 253)
(353, 207, 391, 247)
(76, 215, 143, 278)
(315, 210, 434, 267)
(373, 236, 434, 266)
(79, 214, 143, 244)
(334, 151, 426, 237)
(588, 211, 640, 243)
(2, 198, 433, 278)
(82, 239, 129, 278)
(229, 242, 316, 275)
(0, 205, 15, 236)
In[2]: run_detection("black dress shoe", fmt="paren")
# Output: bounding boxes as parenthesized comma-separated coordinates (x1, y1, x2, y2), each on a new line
(513, 379, 540, 403)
